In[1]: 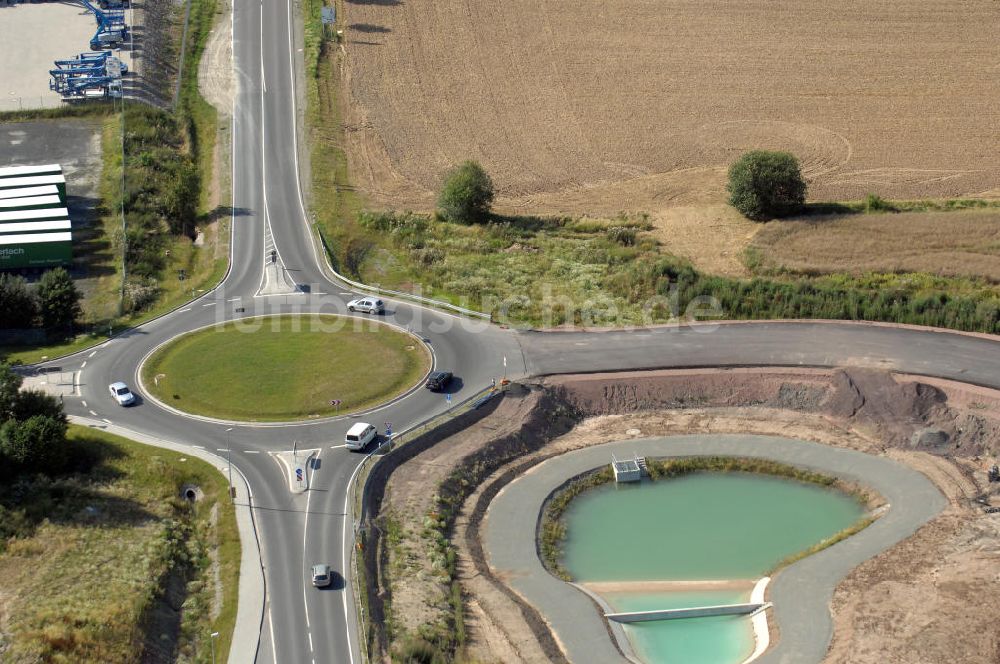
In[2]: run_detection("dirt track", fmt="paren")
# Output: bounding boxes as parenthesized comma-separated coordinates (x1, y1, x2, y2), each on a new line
(340, 0, 1000, 216)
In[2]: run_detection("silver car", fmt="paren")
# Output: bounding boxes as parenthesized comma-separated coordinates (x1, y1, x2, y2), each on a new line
(109, 381, 135, 406)
(347, 297, 384, 314)
(311, 564, 332, 588)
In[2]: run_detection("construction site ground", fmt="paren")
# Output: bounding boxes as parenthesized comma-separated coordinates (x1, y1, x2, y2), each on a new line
(373, 368, 1000, 664)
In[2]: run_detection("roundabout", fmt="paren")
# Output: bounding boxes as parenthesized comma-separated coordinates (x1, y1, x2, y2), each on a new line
(139, 315, 431, 422)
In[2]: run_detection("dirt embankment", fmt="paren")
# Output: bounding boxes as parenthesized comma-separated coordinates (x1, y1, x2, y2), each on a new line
(367, 367, 1000, 663)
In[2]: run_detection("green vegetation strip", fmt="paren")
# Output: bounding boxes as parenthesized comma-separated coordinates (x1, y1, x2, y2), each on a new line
(142, 315, 429, 421)
(0, 425, 239, 663)
(539, 456, 875, 581)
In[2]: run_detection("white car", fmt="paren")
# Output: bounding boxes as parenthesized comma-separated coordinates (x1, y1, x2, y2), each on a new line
(109, 381, 136, 406)
(347, 297, 384, 314)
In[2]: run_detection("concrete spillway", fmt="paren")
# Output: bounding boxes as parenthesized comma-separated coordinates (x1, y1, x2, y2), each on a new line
(606, 602, 770, 623)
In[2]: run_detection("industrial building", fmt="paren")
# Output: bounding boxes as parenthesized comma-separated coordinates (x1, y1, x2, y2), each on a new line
(0, 164, 72, 270)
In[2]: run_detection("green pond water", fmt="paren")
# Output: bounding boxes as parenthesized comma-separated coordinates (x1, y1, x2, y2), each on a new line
(606, 590, 753, 664)
(561, 471, 866, 664)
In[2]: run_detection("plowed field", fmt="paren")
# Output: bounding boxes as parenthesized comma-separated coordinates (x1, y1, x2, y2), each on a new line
(339, 0, 1000, 215)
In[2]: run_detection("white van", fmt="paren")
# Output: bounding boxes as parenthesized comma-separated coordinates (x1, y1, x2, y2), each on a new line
(345, 422, 377, 451)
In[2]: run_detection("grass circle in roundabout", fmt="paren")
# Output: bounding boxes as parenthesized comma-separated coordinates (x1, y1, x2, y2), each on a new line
(141, 315, 431, 422)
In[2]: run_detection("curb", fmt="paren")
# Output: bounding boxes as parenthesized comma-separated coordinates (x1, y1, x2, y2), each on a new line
(67, 415, 265, 664)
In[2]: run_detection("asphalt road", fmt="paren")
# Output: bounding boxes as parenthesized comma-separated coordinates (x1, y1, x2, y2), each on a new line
(28, 0, 1000, 662)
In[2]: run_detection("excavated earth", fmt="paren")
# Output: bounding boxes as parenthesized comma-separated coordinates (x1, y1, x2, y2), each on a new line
(366, 367, 1000, 663)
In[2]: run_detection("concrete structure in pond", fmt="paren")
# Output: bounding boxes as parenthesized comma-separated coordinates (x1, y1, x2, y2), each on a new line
(0, 164, 72, 269)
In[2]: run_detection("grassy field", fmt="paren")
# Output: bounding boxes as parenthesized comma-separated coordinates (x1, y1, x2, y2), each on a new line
(749, 208, 1000, 281)
(0, 425, 239, 663)
(141, 315, 430, 421)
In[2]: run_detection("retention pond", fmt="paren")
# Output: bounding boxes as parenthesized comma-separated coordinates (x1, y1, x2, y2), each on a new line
(561, 472, 867, 664)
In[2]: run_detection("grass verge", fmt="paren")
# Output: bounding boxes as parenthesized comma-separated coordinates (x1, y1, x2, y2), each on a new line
(141, 315, 430, 421)
(538, 456, 876, 581)
(0, 425, 239, 663)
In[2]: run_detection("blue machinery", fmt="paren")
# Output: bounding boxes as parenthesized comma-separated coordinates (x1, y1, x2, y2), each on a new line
(79, 0, 129, 51)
(49, 0, 131, 100)
(49, 51, 124, 99)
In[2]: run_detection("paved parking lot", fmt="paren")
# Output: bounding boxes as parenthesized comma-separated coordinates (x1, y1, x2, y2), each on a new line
(0, 2, 134, 111)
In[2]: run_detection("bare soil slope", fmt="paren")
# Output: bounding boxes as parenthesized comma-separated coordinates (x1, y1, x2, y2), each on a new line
(340, 0, 1000, 216)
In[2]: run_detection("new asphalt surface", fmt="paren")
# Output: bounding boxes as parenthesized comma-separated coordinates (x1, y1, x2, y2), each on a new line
(26, 0, 1000, 662)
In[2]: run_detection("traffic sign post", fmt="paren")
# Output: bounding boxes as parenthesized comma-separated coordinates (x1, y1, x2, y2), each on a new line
(446, 393, 452, 405)
(330, 399, 341, 411)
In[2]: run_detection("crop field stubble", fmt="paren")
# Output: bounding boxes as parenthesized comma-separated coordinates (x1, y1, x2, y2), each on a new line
(340, 0, 1000, 219)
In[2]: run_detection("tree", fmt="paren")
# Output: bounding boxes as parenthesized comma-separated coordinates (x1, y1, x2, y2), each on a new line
(37, 268, 82, 334)
(0, 274, 39, 329)
(0, 415, 67, 467)
(0, 362, 23, 422)
(727, 150, 807, 221)
(13, 390, 66, 424)
(437, 161, 495, 224)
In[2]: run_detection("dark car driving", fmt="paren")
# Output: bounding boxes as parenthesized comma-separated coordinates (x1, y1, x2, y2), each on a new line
(425, 371, 453, 391)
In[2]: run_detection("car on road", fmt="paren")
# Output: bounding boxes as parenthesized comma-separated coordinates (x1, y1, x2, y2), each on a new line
(345, 422, 377, 451)
(425, 371, 453, 391)
(109, 381, 135, 406)
(347, 297, 384, 314)
(311, 564, 333, 587)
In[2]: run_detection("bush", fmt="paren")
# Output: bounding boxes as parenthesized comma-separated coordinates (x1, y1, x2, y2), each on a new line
(0, 415, 67, 468)
(0, 363, 23, 421)
(727, 150, 807, 221)
(436, 161, 494, 224)
(37, 268, 82, 334)
(0, 274, 38, 329)
(606, 226, 637, 246)
(863, 192, 896, 213)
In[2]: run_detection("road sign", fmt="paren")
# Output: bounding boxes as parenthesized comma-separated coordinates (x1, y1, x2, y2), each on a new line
(385, 422, 392, 435)
(330, 399, 342, 407)
(295, 468, 303, 482)
(446, 393, 452, 404)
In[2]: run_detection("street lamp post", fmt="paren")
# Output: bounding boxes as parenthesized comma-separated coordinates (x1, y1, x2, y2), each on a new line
(210, 631, 219, 664)
(225, 427, 234, 501)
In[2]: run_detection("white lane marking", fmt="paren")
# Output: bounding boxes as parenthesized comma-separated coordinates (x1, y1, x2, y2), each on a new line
(302, 448, 321, 632)
(88, 409, 97, 416)
(202, 302, 215, 307)
(339, 292, 351, 296)
(308, 632, 313, 653)
(88, 350, 97, 358)
(101, 418, 111, 424)
(192, 445, 205, 449)
(329, 444, 347, 449)
(178, 307, 192, 313)
(268, 606, 278, 664)
(80, 361, 87, 368)
(228, 297, 241, 302)
(217, 448, 230, 452)
(243, 450, 260, 454)
(81, 401, 87, 408)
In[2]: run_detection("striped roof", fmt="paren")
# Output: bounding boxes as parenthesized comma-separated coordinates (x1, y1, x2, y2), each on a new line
(0, 185, 61, 200)
(0, 195, 64, 209)
(0, 207, 70, 222)
(0, 232, 72, 245)
(0, 164, 62, 178)
(0, 174, 66, 189)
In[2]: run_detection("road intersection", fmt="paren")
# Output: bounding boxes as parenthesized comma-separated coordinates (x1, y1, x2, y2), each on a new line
(27, 0, 1000, 662)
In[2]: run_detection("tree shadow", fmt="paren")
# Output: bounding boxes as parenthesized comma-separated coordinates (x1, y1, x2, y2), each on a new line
(203, 205, 253, 223)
